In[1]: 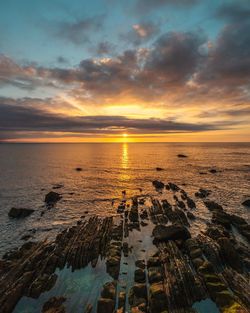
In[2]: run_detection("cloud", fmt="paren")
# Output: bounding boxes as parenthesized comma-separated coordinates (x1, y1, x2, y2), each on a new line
(0, 99, 226, 141)
(135, 0, 198, 13)
(54, 15, 105, 45)
(195, 20, 250, 89)
(92, 41, 116, 55)
(216, 2, 250, 23)
(121, 21, 160, 46)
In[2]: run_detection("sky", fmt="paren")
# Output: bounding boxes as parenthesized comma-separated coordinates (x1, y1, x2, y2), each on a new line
(0, 0, 249, 142)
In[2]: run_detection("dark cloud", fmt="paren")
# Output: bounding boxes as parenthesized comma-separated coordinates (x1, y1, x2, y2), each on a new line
(93, 41, 116, 55)
(0, 100, 224, 140)
(54, 15, 105, 45)
(196, 20, 250, 88)
(120, 21, 160, 46)
(144, 31, 206, 85)
(57, 56, 69, 64)
(135, 0, 198, 13)
(216, 2, 250, 23)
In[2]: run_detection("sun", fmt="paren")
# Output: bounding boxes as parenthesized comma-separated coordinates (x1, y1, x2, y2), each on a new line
(123, 133, 128, 138)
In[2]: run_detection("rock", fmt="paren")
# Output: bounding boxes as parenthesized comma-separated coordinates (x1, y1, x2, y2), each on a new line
(209, 169, 217, 173)
(204, 201, 223, 212)
(135, 259, 145, 269)
(152, 224, 191, 242)
(156, 167, 164, 171)
(132, 283, 147, 299)
(101, 281, 116, 300)
(45, 191, 61, 205)
(52, 184, 64, 190)
(187, 197, 196, 209)
(75, 167, 82, 171)
(148, 267, 163, 283)
(42, 296, 66, 313)
(177, 154, 188, 158)
(242, 199, 250, 207)
(195, 188, 210, 198)
(152, 180, 164, 189)
(8, 207, 35, 218)
(187, 212, 196, 220)
(147, 257, 160, 268)
(134, 268, 146, 283)
(168, 182, 180, 191)
(217, 237, 243, 271)
(118, 291, 126, 309)
(97, 298, 115, 313)
(149, 282, 168, 313)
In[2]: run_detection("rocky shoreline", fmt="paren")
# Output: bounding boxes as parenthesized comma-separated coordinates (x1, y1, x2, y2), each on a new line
(0, 181, 249, 313)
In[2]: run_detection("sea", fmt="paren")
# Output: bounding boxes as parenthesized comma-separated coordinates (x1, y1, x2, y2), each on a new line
(0, 142, 249, 256)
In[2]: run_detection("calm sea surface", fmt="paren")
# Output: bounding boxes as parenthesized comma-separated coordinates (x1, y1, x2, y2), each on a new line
(0, 142, 249, 256)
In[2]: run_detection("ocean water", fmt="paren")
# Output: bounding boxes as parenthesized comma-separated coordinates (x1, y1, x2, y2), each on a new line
(0, 142, 249, 256)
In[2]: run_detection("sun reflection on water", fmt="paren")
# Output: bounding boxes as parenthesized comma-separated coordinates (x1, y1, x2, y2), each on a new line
(121, 143, 128, 169)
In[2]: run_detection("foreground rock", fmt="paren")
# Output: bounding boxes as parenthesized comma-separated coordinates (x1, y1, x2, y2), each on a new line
(42, 296, 66, 313)
(45, 191, 61, 205)
(152, 180, 164, 189)
(152, 224, 191, 242)
(8, 207, 34, 218)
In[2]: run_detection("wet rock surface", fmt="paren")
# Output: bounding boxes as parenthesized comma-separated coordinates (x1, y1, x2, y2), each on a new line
(1, 181, 250, 313)
(8, 207, 34, 218)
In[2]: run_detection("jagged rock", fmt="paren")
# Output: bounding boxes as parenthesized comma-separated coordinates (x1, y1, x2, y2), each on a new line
(132, 283, 147, 299)
(152, 180, 165, 189)
(177, 154, 188, 158)
(187, 211, 196, 220)
(122, 242, 129, 257)
(118, 291, 126, 309)
(135, 259, 145, 269)
(8, 207, 34, 218)
(149, 282, 168, 313)
(217, 237, 243, 271)
(97, 298, 115, 313)
(45, 191, 61, 205)
(187, 197, 196, 209)
(242, 199, 250, 207)
(195, 188, 210, 198)
(153, 224, 191, 242)
(101, 281, 116, 300)
(168, 182, 180, 191)
(134, 268, 146, 283)
(42, 296, 66, 313)
(147, 257, 160, 268)
(148, 267, 163, 283)
(204, 201, 223, 212)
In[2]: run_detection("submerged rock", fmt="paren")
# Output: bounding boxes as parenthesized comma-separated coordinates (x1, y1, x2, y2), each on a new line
(152, 224, 191, 242)
(8, 207, 34, 218)
(45, 191, 61, 205)
(177, 154, 188, 158)
(42, 296, 66, 313)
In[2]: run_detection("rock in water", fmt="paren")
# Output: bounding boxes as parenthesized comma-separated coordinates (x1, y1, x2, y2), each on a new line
(152, 224, 191, 242)
(152, 180, 164, 189)
(177, 154, 188, 158)
(42, 296, 66, 313)
(45, 191, 61, 205)
(156, 167, 164, 171)
(242, 199, 250, 207)
(8, 207, 34, 218)
(75, 167, 82, 171)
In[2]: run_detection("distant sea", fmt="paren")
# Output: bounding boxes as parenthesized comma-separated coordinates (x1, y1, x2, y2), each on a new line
(0, 142, 249, 255)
